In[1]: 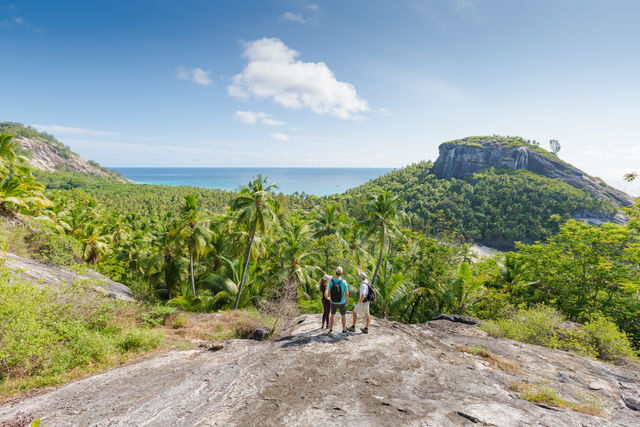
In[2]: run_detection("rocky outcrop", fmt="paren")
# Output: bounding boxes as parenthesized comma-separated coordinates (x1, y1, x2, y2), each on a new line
(432, 137, 636, 207)
(16, 135, 129, 182)
(2, 314, 639, 426)
(2, 252, 134, 301)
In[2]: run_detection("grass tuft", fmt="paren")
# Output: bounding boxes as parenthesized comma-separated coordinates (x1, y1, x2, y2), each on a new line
(454, 344, 520, 373)
(511, 381, 603, 416)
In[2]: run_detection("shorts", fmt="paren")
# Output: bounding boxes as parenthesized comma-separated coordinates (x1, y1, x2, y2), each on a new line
(353, 301, 370, 315)
(330, 303, 347, 315)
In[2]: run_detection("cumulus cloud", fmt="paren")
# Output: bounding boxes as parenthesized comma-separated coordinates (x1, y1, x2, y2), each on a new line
(234, 110, 285, 126)
(282, 12, 305, 23)
(32, 124, 121, 137)
(177, 67, 213, 86)
(228, 38, 369, 119)
(271, 132, 290, 142)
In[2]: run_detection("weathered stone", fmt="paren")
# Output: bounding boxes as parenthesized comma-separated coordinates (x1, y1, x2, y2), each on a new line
(3, 252, 135, 301)
(431, 137, 635, 207)
(3, 314, 640, 426)
(16, 135, 130, 182)
(432, 313, 480, 325)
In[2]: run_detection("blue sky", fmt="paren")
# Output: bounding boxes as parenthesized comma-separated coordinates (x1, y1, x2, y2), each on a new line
(1, 0, 639, 193)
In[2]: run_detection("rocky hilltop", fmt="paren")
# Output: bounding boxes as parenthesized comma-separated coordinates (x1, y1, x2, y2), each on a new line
(0, 122, 128, 182)
(2, 314, 639, 426)
(431, 136, 635, 207)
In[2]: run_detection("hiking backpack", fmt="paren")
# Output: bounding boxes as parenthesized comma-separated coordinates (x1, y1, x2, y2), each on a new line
(364, 282, 376, 303)
(330, 279, 343, 303)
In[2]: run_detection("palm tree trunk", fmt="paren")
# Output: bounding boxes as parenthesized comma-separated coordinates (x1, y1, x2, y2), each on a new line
(189, 251, 196, 297)
(409, 294, 422, 323)
(234, 220, 257, 310)
(371, 239, 385, 287)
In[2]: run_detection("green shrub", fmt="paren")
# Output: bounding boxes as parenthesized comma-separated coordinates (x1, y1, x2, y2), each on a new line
(26, 227, 82, 266)
(584, 316, 638, 362)
(0, 266, 165, 398)
(117, 329, 163, 353)
(299, 297, 323, 314)
(141, 305, 177, 327)
(172, 312, 187, 329)
(481, 306, 638, 362)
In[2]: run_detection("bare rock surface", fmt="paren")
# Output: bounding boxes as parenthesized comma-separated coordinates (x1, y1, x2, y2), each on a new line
(16, 135, 129, 182)
(2, 252, 134, 301)
(2, 314, 640, 426)
(431, 137, 635, 207)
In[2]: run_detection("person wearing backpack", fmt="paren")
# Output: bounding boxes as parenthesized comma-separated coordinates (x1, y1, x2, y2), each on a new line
(348, 272, 373, 334)
(324, 266, 349, 336)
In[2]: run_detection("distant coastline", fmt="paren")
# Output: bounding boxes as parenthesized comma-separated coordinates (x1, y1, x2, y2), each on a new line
(111, 167, 394, 196)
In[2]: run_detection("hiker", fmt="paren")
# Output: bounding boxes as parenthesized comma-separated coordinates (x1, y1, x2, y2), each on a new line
(325, 266, 349, 336)
(348, 272, 371, 334)
(319, 274, 332, 329)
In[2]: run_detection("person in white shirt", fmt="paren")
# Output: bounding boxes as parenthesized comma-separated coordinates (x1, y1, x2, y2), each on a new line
(347, 272, 371, 334)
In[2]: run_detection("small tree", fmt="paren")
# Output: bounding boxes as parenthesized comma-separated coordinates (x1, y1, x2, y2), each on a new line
(549, 139, 561, 155)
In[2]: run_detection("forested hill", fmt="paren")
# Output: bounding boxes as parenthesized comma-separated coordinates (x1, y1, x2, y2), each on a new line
(432, 136, 635, 206)
(0, 122, 127, 182)
(336, 137, 633, 247)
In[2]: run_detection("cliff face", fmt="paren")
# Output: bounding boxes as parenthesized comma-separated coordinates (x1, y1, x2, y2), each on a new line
(1, 122, 128, 182)
(432, 137, 635, 207)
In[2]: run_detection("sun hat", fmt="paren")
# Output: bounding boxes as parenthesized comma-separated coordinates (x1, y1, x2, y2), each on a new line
(323, 274, 331, 281)
(358, 272, 366, 280)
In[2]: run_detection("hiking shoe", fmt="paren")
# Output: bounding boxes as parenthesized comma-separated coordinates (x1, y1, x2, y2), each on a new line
(347, 325, 356, 332)
(361, 327, 369, 334)
(328, 329, 333, 336)
(342, 329, 347, 334)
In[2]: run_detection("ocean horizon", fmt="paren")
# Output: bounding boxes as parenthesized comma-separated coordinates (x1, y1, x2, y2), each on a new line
(111, 167, 394, 196)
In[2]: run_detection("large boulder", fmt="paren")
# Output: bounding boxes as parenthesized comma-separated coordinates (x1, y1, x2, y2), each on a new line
(431, 136, 635, 207)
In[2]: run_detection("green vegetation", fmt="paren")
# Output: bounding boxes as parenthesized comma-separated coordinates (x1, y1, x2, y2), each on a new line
(1, 122, 125, 180)
(511, 381, 602, 416)
(1, 129, 639, 398)
(442, 135, 563, 161)
(0, 122, 74, 160)
(338, 162, 614, 246)
(481, 306, 637, 362)
(0, 264, 164, 397)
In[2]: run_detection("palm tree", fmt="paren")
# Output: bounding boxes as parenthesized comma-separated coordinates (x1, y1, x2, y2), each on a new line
(445, 262, 486, 315)
(143, 220, 186, 299)
(373, 260, 411, 319)
(231, 175, 280, 309)
(277, 215, 319, 296)
(78, 223, 110, 264)
(311, 204, 346, 240)
(0, 133, 17, 175)
(178, 194, 211, 297)
(363, 190, 402, 288)
(342, 217, 372, 268)
(0, 166, 52, 214)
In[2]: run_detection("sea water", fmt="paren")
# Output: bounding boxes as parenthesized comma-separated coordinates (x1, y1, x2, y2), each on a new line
(112, 167, 393, 196)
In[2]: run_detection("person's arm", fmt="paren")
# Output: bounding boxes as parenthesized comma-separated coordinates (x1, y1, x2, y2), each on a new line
(359, 289, 365, 304)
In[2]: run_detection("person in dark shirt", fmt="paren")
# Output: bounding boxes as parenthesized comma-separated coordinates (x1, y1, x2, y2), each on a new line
(319, 274, 332, 329)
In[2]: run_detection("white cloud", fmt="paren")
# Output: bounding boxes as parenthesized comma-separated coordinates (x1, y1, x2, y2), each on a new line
(228, 37, 369, 119)
(271, 132, 290, 142)
(31, 124, 121, 137)
(234, 110, 285, 126)
(282, 12, 305, 23)
(308, 4, 319, 11)
(177, 67, 213, 86)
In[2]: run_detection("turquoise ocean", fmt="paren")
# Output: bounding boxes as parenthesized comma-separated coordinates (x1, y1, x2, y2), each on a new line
(112, 168, 394, 196)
